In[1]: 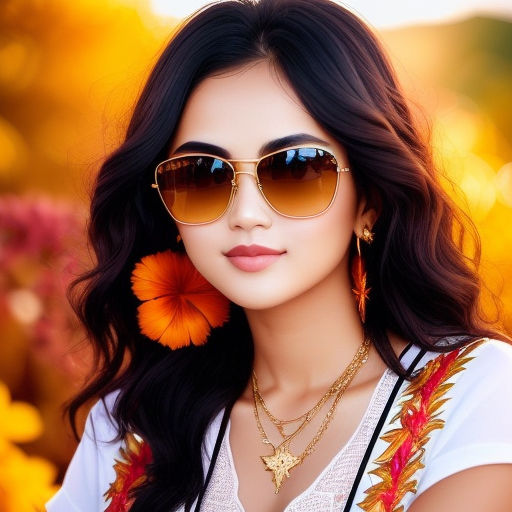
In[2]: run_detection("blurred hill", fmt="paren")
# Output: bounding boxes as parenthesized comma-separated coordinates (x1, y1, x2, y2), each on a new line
(382, 16, 512, 159)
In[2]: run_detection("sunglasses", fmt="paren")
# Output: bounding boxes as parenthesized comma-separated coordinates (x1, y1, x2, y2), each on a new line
(152, 145, 349, 225)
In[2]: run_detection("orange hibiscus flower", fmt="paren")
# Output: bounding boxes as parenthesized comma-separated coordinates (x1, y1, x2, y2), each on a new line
(130, 250, 229, 349)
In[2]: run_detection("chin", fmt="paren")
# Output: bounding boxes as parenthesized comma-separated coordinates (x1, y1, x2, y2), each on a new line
(228, 296, 280, 311)
(225, 289, 300, 311)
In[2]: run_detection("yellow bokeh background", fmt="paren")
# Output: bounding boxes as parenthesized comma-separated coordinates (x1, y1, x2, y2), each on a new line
(0, 0, 511, 508)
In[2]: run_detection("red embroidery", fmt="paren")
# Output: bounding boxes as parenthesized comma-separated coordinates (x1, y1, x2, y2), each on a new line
(358, 339, 486, 512)
(104, 433, 152, 512)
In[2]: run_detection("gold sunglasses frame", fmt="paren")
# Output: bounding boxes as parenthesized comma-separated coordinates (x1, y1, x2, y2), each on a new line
(151, 144, 350, 225)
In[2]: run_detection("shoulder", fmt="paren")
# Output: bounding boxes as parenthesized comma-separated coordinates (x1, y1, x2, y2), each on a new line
(444, 336, 512, 371)
(418, 337, 512, 402)
(403, 336, 512, 388)
(85, 390, 121, 444)
(458, 337, 512, 387)
(404, 337, 512, 454)
(46, 390, 123, 512)
(394, 336, 512, 419)
(413, 338, 512, 501)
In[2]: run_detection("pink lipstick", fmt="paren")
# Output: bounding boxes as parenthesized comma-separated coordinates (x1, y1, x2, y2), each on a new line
(224, 244, 285, 272)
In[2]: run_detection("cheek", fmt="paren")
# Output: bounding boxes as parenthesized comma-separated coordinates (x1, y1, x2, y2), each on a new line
(177, 225, 226, 281)
(297, 188, 357, 256)
(178, 226, 211, 263)
(289, 210, 354, 278)
(288, 190, 358, 294)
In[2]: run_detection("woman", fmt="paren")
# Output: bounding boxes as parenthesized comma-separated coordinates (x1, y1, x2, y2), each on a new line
(46, 0, 512, 511)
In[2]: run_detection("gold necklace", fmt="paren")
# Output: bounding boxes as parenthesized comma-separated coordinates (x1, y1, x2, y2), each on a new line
(253, 388, 313, 439)
(252, 347, 363, 438)
(253, 336, 370, 439)
(252, 337, 370, 493)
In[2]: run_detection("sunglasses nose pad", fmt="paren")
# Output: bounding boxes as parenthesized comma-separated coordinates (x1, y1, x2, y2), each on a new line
(230, 167, 266, 207)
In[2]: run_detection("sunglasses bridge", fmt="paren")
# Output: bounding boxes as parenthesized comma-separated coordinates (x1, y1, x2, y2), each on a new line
(225, 158, 268, 192)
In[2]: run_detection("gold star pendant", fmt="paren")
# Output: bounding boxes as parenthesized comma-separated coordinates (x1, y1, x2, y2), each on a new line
(261, 445, 301, 493)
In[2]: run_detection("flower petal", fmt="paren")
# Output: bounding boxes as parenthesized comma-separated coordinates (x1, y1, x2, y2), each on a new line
(131, 253, 179, 301)
(137, 297, 210, 349)
(137, 298, 179, 343)
(0, 382, 44, 444)
(0, 402, 44, 443)
(131, 250, 229, 349)
(176, 298, 212, 347)
(184, 289, 230, 328)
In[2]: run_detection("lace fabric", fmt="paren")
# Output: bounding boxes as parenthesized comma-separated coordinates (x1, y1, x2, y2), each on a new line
(200, 369, 399, 512)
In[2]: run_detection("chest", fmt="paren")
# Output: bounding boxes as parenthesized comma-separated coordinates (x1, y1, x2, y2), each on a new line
(204, 370, 397, 512)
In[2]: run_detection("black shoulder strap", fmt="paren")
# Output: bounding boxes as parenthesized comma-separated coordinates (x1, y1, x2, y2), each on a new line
(342, 345, 426, 511)
(192, 400, 235, 512)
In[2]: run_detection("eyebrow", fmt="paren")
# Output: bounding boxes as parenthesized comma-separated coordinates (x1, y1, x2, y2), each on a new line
(171, 133, 331, 158)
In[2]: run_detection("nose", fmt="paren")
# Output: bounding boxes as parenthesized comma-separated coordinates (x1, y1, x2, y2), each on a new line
(226, 163, 273, 231)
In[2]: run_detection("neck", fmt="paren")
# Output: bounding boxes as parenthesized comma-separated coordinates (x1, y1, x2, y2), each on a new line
(244, 261, 367, 398)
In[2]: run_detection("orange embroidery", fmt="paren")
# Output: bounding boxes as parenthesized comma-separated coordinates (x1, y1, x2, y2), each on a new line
(358, 338, 486, 512)
(104, 433, 152, 512)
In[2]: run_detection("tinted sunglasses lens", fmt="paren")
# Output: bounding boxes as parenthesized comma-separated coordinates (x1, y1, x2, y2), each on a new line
(156, 156, 233, 223)
(257, 148, 339, 216)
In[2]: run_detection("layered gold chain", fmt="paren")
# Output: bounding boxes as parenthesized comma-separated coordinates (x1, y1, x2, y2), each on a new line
(252, 336, 371, 493)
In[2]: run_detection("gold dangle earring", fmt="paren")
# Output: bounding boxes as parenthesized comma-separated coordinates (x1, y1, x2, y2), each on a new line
(351, 226, 374, 323)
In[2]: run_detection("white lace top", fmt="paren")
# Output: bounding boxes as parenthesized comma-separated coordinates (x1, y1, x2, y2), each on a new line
(201, 370, 398, 512)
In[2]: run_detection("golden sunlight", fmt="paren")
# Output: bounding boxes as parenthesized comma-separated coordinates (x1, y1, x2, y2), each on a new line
(497, 162, 512, 207)
(149, 0, 204, 18)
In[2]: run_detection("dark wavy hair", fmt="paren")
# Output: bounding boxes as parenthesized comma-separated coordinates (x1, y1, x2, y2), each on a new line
(67, 0, 505, 509)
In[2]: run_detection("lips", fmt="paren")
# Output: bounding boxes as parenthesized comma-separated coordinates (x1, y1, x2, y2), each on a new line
(225, 244, 283, 257)
(224, 244, 285, 272)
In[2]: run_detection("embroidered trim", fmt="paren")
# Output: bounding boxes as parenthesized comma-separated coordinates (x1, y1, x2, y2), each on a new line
(357, 338, 487, 512)
(104, 432, 152, 512)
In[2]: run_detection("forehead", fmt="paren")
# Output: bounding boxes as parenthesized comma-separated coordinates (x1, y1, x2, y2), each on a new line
(169, 60, 340, 158)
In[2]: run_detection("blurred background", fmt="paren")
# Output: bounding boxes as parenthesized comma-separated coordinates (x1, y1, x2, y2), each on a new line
(0, 0, 511, 508)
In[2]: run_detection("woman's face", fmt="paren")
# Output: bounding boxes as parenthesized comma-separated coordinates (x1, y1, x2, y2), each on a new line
(169, 60, 373, 310)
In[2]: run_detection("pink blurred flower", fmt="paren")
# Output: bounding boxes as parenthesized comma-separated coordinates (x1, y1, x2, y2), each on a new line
(0, 193, 91, 377)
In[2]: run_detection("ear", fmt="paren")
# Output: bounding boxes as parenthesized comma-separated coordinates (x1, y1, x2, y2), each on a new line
(354, 194, 380, 237)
